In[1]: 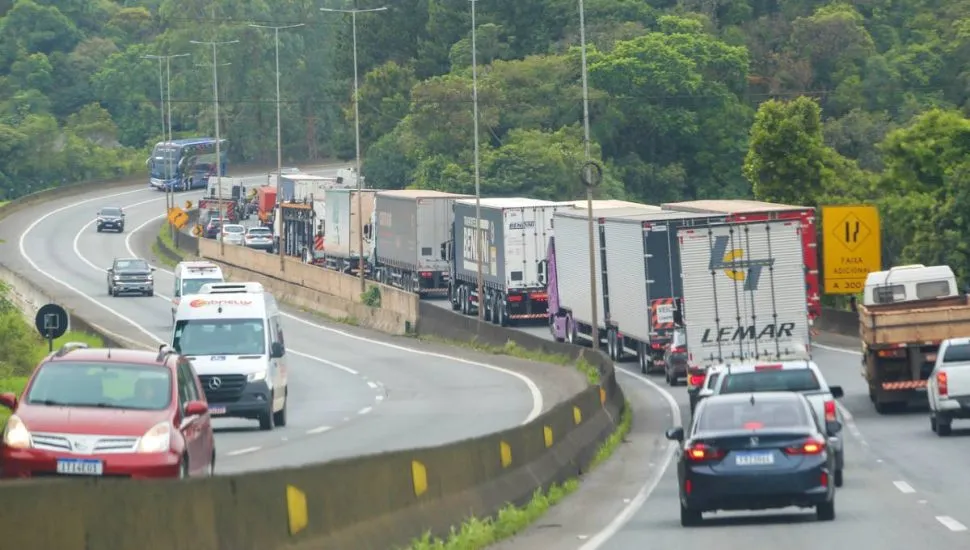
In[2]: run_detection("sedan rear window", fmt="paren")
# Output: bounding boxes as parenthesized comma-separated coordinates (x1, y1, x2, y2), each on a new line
(942, 343, 970, 363)
(720, 369, 820, 393)
(26, 362, 172, 410)
(696, 397, 810, 432)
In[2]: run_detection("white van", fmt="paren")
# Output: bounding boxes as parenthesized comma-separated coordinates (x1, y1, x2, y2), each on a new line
(171, 282, 288, 430)
(171, 261, 225, 322)
(863, 265, 957, 306)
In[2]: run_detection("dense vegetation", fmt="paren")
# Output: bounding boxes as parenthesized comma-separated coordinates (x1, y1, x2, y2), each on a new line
(2, 0, 970, 275)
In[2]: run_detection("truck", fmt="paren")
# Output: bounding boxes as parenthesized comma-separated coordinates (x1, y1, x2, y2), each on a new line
(371, 189, 472, 296)
(678, 219, 811, 373)
(447, 197, 560, 325)
(548, 207, 729, 375)
(662, 200, 821, 321)
(858, 264, 970, 413)
(256, 186, 277, 225)
(200, 177, 247, 222)
(322, 188, 377, 274)
(274, 174, 335, 264)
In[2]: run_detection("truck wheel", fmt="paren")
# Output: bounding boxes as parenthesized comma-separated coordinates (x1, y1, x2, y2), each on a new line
(607, 329, 617, 361)
(460, 287, 469, 315)
(639, 347, 648, 374)
(567, 318, 577, 344)
(498, 301, 509, 327)
(449, 284, 460, 311)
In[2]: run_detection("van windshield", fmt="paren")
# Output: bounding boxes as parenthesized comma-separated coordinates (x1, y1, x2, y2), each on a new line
(172, 318, 265, 356)
(181, 278, 223, 296)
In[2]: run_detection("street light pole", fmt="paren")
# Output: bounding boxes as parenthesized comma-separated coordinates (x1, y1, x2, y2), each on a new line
(321, 4, 388, 292)
(578, 0, 600, 351)
(191, 39, 239, 256)
(250, 23, 304, 272)
(470, 0, 484, 320)
(144, 55, 167, 226)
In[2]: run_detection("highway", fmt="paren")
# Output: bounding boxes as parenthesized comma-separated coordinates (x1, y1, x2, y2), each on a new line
(434, 298, 970, 547)
(0, 166, 587, 475)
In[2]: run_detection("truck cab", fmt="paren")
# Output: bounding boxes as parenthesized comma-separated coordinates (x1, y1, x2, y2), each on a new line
(863, 264, 956, 306)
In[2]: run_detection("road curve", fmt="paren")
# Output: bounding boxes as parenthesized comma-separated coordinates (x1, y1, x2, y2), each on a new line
(0, 167, 544, 475)
(443, 294, 970, 546)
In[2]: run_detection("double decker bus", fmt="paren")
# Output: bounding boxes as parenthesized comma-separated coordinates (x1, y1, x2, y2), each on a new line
(148, 137, 228, 192)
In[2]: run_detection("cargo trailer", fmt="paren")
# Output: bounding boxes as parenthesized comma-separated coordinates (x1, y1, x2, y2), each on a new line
(547, 204, 661, 345)
(550, 208, 729, 375)
(322, 188, 377, 274)
(662, 199, 820, 320)
(372, 189, 472, 296)
(448, 197, 560, 325)
(678, 219, 811, 370)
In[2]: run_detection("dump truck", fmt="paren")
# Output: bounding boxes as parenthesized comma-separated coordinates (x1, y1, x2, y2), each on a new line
(371, 189, 472, 296)
(859, 265, 970, 413)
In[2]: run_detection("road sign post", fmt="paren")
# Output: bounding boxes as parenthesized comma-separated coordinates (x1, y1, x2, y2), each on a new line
(821, 205, 881, 294)
(34, 303, 69, 352)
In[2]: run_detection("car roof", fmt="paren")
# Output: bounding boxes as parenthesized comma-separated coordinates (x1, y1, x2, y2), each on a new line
(114, 257, 146, 264)
(43, 348, 177, 370)
(701, 391, 805, 406)
(723, 359, 817, 374)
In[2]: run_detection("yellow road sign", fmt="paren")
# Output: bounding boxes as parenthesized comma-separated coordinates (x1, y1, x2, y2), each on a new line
(167, 207, 189, 229)
(184, 200, 193, 209)
(191, 224, 202, 237)
(822, 205, 881, 294)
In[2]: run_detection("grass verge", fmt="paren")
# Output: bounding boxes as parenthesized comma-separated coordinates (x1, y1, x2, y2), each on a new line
(418, 334, 600, 385)
(152, 222, 185, 268)
(404, 400, 633, 550)
(1, 330, 105, 427)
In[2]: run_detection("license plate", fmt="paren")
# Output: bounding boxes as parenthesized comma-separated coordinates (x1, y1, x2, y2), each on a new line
(56, 458, 103, 476)
(209, 406, 227, 415)
(734, 452, 775, 466)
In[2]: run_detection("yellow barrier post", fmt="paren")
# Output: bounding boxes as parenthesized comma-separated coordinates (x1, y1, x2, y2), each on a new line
(573, 406, 582, 425)
(543, 426, 554, 448)
(500, 441, 512, 468)
(411, 460, 428, 497)
(286, 484, 308, 535)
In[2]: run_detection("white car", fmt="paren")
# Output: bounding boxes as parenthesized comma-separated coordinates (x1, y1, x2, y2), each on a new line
(220, 224, 246, 245)
(244, 226, 274, 251)
(710, 360, 846, 487)
(928, 337, 970, 436)
(691, 364, 727, 414)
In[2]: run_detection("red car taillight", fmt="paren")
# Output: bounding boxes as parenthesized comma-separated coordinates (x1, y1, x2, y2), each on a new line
(783, 437, 826, 455)
(938, 371, 948, 397)
(684, 442, 725, 462)
(688, 373, 705, 387)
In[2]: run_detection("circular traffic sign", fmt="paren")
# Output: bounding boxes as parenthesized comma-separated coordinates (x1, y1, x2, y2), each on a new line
(35, 303, 69, 340)
(580, 161, 603, 188)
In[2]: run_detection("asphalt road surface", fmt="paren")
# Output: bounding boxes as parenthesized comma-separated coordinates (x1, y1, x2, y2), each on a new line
(435, 298, 970, 547)
(0, 166, 567, 475)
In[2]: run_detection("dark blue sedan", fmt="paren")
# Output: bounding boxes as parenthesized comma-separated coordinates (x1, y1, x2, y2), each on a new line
(665, 391, 840, 526)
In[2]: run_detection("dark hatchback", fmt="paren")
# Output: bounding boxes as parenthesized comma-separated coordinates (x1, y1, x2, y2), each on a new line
(96, 207, 125, 233)
(663, 327, 688, 386)
(665, 391, 839, 526)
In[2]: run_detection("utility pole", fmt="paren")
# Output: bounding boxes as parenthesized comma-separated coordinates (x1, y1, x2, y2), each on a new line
(144, 55, 168, 228)
(578, 0, 600, 352)
(191, 39, 239, 255)
(250, 23, 304, 272)
(470, 0, 484, 320)
(321, 3, 388, 292)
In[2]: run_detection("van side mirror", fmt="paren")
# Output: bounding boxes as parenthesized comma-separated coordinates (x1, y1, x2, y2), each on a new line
(829, 385, 844, 399)
(270, 342, 284, 358)
(440, 243, 446, 260)
(665, 427, 684, 442)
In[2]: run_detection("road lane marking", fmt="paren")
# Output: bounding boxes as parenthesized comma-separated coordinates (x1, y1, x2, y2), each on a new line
(306, 426, 331, 435)
(936, 516, 968, 532)
(358, 406, 373, 415)
(367, 381, 378, 389)
(577, 365, 680, 550)
(226, 446, 261, 456)
(123, 207, 546, 425)
(894, 481, 916, 494)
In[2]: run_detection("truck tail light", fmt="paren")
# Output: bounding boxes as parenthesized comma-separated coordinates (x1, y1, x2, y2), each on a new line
(824, 400, 836, 422)
(938, 371, 948, 397)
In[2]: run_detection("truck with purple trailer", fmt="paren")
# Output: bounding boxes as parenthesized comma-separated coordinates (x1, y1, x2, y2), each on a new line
(548, 207, 729, 374)
(372, 189, 472, 296)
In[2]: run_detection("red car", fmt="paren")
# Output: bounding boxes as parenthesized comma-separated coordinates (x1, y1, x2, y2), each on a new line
(0, 343, 215, 479)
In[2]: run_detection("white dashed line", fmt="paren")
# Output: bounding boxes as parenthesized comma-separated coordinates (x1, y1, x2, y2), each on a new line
(367, 381, 378, 389)
(306, 425, 331, 435)
(893, 481, 916, 494)
(358, 406, 373, 415)
(226, 446, 261, 457)
(375, 395, 385, 402)
(936, 516, 968, 532)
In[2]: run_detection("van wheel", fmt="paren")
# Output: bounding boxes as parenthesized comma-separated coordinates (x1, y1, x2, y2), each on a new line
(274, 390, 288, 427)
(259, 407, 275, 431)
(178, 456, 190, 479)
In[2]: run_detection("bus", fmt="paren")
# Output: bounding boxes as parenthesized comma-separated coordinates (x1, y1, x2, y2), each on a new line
(148, 137, 228, 192)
